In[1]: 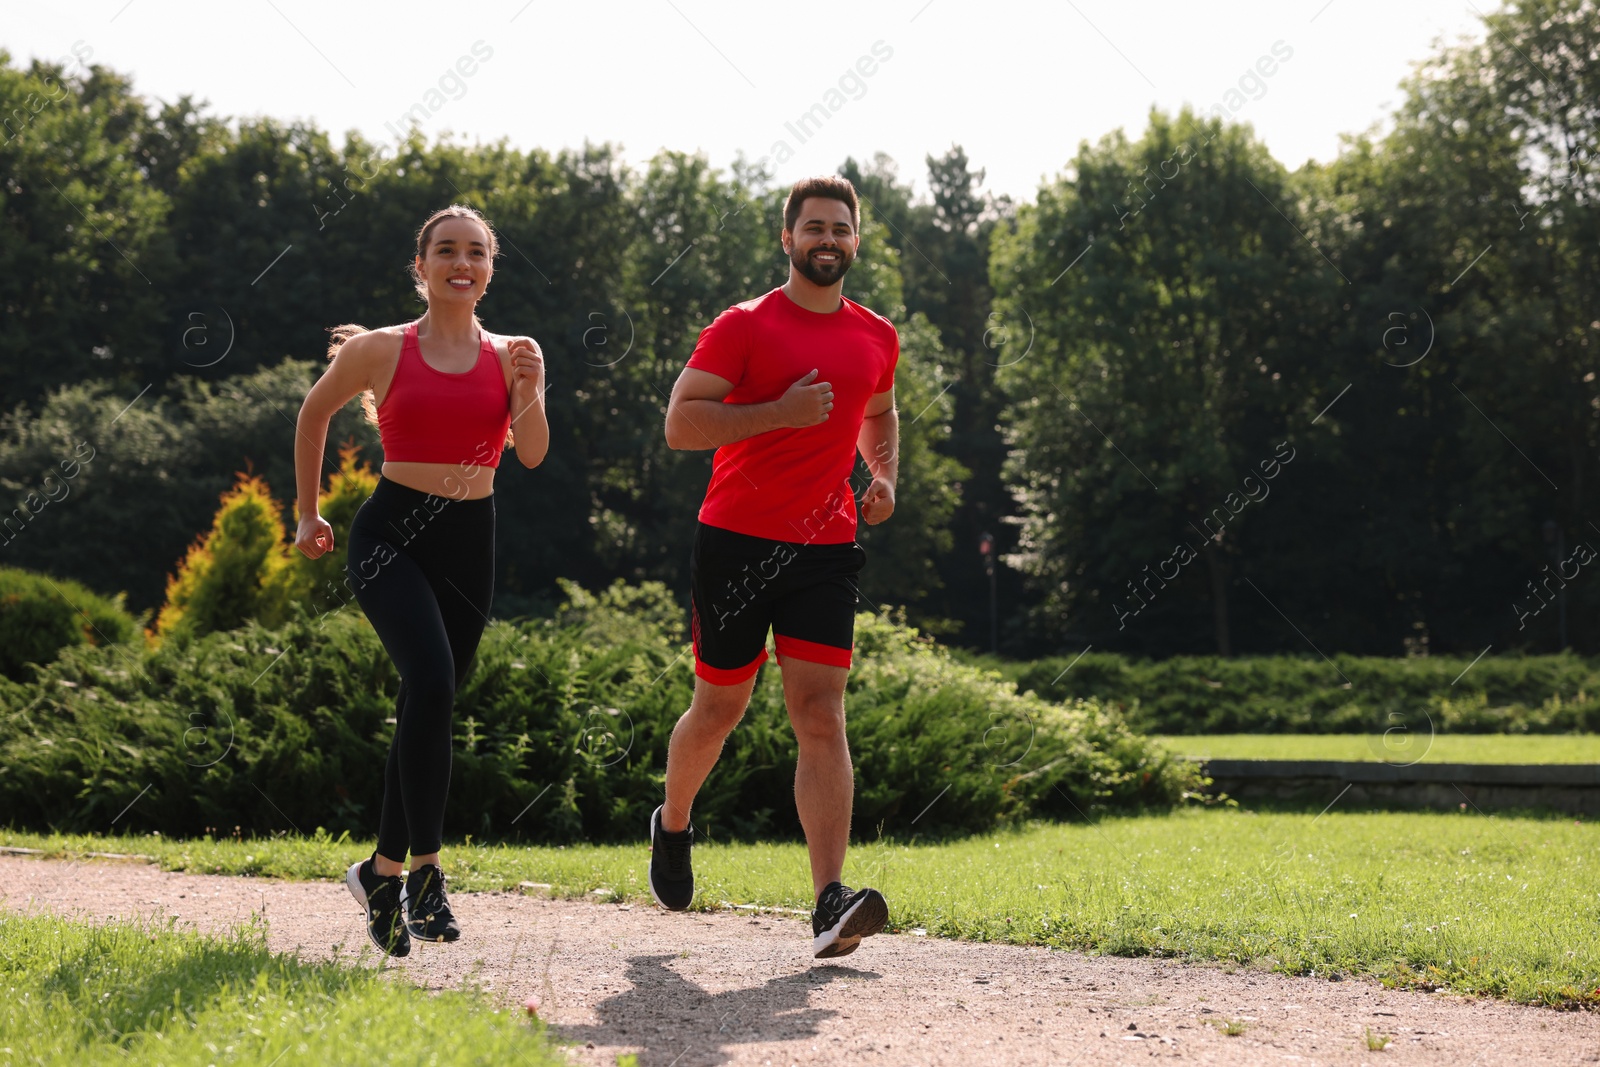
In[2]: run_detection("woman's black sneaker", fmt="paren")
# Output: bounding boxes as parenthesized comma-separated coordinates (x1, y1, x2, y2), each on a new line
(346, 857, 411, 957)
(812, 881, 888, 959)
(648, 805, 695, 910)
(402, 863, 461, 942)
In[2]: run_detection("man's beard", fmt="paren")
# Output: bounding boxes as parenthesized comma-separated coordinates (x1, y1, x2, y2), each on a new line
(791, 245, 853, 286)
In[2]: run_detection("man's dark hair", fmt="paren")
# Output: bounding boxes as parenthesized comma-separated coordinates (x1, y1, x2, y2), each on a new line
(783, 175, 860, 233)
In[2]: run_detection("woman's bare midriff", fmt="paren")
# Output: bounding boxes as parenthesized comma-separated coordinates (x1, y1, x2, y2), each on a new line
(381, 460, 498, 500)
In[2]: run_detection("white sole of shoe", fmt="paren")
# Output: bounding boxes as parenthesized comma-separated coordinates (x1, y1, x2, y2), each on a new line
(347, 860, 407, 956)
(812, 889, 889, 959)
(345, 861, 379, 948)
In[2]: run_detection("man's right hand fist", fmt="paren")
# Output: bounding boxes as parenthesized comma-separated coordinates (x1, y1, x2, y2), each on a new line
(780, 369, 834, 428)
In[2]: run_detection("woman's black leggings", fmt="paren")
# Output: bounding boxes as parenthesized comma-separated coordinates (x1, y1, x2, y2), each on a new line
(346, 477, 494, 861)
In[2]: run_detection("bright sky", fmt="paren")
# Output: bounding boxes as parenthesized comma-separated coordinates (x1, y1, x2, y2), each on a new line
(7, 0, 1488, 201)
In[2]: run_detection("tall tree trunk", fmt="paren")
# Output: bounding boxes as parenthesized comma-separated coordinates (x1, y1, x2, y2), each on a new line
(1204, 543, 1232, 656)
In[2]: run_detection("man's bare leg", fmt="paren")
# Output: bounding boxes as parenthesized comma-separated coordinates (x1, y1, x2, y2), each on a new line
(778, 656, 853, 898)
(661, 672, 760, 832)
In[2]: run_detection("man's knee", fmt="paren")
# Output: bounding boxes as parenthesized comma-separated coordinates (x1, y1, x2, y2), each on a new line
(788, 694, 846, 744)
(690, 692, 748, 736)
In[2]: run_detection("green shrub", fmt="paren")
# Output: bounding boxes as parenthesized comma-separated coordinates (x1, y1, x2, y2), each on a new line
(156, 473, 296, 641)
(0, 582, 1201, 842)
(0, 567, 138, 680)
(1001, 651, 1600, 734)
(279, 442, 379, 615)
(156, 450, 391, 640)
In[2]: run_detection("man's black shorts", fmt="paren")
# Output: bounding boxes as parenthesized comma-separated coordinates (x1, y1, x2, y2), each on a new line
(689, 522, 867, 685)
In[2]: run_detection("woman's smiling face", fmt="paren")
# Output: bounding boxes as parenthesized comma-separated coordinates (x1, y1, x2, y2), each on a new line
(415, 216, 494, 306)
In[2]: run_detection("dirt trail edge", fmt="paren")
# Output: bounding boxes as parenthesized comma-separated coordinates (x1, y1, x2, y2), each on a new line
(3, 855, 1595, 1066)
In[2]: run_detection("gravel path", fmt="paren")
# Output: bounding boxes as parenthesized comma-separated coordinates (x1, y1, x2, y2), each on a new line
(3, 854, 1596, 1066)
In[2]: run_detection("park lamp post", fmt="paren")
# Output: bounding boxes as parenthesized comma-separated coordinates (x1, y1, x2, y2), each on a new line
(978, 532, 998, 655)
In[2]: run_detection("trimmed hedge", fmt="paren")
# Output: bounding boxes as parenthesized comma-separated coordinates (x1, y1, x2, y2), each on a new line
(1001, 652, 1600, 734)
(0, 582, 1200, 843)
(0, 567, 139, 681)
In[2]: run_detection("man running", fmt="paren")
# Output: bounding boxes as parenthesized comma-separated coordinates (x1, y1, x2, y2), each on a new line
(652, 175, 899, 960)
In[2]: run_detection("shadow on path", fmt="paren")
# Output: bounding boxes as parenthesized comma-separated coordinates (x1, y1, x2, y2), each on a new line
(555, 953, 880, 1066)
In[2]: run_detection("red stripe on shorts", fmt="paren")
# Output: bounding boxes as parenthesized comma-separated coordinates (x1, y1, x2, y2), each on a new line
(774, 634, 853, 668)
(694, 649, 767, 686)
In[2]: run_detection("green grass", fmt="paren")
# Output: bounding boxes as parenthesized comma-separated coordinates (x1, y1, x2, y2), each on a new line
(7, 808, 1600, 1007)
(0, 911, 561, 1066)
(1155, 733, 1600, 763)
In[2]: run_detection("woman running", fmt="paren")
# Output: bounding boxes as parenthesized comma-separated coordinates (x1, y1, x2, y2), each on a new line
(293, 204, 548, 956)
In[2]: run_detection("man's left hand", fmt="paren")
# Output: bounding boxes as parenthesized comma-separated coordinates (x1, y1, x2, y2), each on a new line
(860, 476, 896, 525)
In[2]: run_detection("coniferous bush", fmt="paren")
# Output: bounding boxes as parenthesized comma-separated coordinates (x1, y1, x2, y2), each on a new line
(278, 444, 380, 616)
(0, 581, 1201, 842)
(156, 474, 296, 641)
(155, 453, 380, 643)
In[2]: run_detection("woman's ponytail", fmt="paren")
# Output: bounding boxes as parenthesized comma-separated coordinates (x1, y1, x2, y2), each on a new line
(327, 324, 379, 426)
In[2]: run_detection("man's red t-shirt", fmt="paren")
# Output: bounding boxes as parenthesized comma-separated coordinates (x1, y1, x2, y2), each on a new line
(685, 287, 899, 545)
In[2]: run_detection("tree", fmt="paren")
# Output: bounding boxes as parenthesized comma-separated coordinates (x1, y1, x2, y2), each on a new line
(0, 53, 175, 403)
(1294, 0, 1599, 654)
(6, 27, 1595, 656)
(854, 313, 968, 615)
(993, 109, 1333, 655)
(840, 148, 1018, 643)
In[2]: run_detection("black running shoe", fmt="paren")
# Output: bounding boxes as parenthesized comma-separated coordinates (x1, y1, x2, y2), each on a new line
(345, 856, 411, 957)
(648, 804, 695, 911)
(812, 881, 888, 959)
(402, 863, 461, 943)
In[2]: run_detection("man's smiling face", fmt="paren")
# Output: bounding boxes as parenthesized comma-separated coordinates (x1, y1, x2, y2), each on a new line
(783, 197, 858, 287)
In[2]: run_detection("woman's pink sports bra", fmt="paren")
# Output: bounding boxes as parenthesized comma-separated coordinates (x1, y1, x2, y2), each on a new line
(377, 322, 511, 467)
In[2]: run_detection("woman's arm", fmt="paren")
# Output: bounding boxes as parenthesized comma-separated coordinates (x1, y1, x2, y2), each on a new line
(507, 336, 549, 468)
(294, 333, 381, 558)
